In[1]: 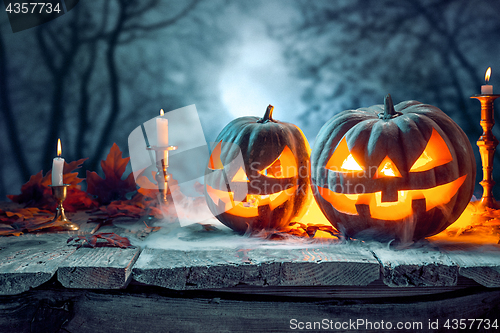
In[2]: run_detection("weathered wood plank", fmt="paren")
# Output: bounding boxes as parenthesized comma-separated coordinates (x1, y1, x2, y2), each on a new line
(439, 243, 500, 288)
(249, 246, 379, 286)
(132, 248, 255, 290)
(1, 286, 499, 333)
(205, 277, 482, 299)
(58, 246, 141, 289)
(0, 234, 76, 295)
(371, 246, 458, 287)
(132, 245, 379, 289)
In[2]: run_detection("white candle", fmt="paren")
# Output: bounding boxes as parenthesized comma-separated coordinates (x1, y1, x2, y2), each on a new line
(51, 139, 64, 186)
(157, 109, 169, 146)
(481, 67, 493, 94)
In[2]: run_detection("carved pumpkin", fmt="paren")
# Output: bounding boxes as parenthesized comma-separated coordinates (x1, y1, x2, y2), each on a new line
(205, 105, 311, 234)
(310, 95, 476, 241)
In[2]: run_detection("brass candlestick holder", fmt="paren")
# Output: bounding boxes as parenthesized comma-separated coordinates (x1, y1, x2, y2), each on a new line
(471, 94, 500, 209)
(147, 145, 177, 203)
(49, 184, 79, 230)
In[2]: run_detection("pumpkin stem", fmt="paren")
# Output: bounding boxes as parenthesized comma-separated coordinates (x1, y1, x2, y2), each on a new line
(258, 105, 276, 123)
(379, 94, 401, 120)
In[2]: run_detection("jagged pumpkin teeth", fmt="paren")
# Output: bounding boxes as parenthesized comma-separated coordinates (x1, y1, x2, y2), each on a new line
(310, 94, 476, 241)
(204, 105, 312, 234)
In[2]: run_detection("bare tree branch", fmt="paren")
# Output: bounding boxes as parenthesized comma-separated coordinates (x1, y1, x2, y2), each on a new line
(0, 31, 31, 181)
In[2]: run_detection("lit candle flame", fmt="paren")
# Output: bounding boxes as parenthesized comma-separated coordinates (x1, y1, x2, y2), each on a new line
(57, 138, 62, 157)
(160, 109, 164, 116)
(485, 67, 491, 83)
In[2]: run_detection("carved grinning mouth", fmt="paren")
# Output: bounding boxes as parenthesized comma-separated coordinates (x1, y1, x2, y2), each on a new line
(206, 185, 298, 218)
(318, 175, 466, 220)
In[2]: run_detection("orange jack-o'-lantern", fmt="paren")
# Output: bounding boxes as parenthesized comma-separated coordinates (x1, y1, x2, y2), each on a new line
(205, 105, 311, 234)
(310, 95, 476, 241)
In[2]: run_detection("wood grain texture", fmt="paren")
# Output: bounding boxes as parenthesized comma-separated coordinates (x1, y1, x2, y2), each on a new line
(1, 286, 499, 333)
(439, 243, 500, 288)
(0, 233, 76, 295)
(204, 277, 483, 299)
(372, 247, 458, 287)
(58, 246, 141, 289)
(133, 245, 379, 289)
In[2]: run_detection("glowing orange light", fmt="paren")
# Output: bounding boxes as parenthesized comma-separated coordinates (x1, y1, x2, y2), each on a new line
(326, 136, 364, 172)
(485, 67, 491, 83)
(258, 146, 297, 178)
(342, 154, 363, 171)
(318, 175, 466, 220)
(208, 141, 224, 170)
(159, 109, 165, 116)
(430, 201, 500, 245)
(375, 156, 401, 178)
(57, 138, 62, 157)
(409, 128, 453, 172)
(231, 166, 249, 182)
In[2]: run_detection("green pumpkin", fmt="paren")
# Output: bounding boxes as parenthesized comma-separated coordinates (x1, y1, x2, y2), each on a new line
(205, 105, 312, 234)
(310, 95, 476, 241)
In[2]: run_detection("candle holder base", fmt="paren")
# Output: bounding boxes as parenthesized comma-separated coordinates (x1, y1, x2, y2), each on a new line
(49, 184, 79, 231)
(476, 197, 500, 211)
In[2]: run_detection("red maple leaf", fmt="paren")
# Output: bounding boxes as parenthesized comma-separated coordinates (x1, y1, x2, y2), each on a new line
(86, 143, 137, 205)
(63, 158, 89, 186)
(7, 158, 96, 212)
(7, 171, 52, 208)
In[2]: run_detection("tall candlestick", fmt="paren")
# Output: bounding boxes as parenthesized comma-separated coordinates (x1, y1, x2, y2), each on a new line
(157, 109, 169, 147)
(51, 138, 64, 186)
(472, 73, 500, 209)
(481, 67, 493, 95)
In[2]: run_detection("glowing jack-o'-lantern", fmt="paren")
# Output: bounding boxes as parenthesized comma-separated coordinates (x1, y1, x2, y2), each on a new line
(310, 95, 476, 241)
(204, 105, 311, 234)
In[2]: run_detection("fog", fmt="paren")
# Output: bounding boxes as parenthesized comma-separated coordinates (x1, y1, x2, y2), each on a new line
(1, 0, 499, 200)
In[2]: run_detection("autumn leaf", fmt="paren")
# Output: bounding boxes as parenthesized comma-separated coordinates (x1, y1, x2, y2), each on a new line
(136, 172, 179, 200)
(0, 207, 54, 236)
(63, 158, 89, 186)
(86, 143, 137, 205)
(89, 197, 164, 224)
(264, 222, 341, 241)
(7, 171, 52, 208)
(67, 232, 132, 248)
(7, 158, 95, 212)
(136, 174, 160, 200)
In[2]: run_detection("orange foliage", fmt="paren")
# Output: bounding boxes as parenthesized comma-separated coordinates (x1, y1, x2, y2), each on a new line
(7, 158, 96, 212)
(86, 143, 137, 205)
(0, 207, 54, 236)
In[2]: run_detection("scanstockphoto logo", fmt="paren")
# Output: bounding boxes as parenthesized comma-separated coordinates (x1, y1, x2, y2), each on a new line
(128, 105, 311, 225)
(128, 105, 240, 226)
(3, 0, 79, 33)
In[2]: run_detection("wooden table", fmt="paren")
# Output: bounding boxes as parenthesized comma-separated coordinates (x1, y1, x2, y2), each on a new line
(1, 209, 500, 332)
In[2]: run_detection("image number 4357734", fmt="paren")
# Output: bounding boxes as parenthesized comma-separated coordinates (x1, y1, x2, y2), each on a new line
(4, 1, 80, 33)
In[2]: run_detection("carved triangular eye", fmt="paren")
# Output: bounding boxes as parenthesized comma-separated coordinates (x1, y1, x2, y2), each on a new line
(410, 129, 453, 172)
(208, 141, 223, 170)
(326, 136, 363, 172)
(258, 145, 297, 178)
(374, 156, 401, 178)
(231, 166, 249, 182)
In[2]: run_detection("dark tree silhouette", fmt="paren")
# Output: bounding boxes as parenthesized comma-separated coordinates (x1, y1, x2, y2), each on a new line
(0, 28, 30, 181)
(275, 0, 500, 134)
(87, 0, 202, 171)
(0, 0, 230, 198)
(271, 0, 500, 195)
